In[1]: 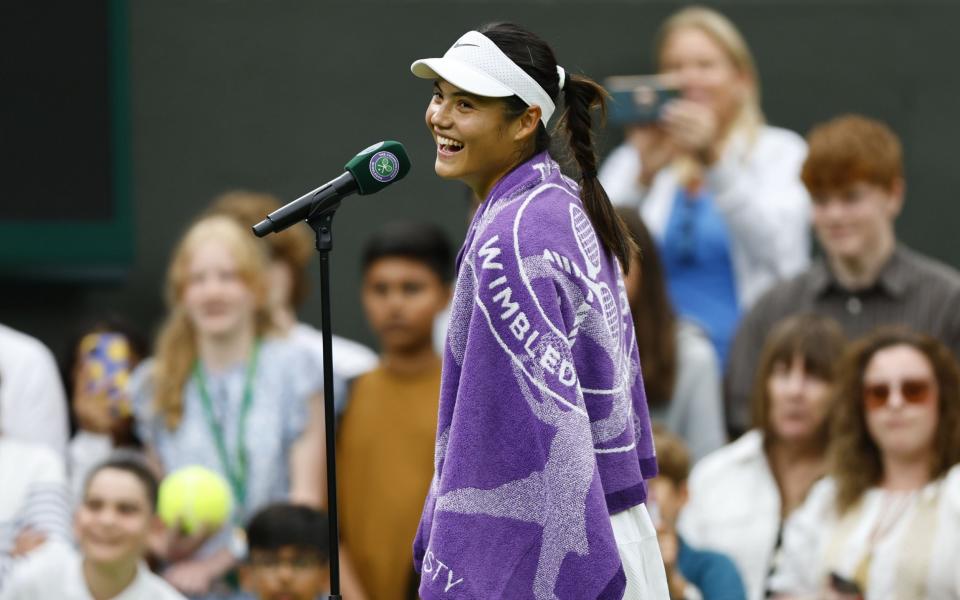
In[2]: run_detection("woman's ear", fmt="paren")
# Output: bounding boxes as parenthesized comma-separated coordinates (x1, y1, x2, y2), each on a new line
(512, 106, 542, 143)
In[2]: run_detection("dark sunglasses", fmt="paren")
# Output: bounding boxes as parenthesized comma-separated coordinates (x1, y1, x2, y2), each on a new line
(862, 378, 934, 411)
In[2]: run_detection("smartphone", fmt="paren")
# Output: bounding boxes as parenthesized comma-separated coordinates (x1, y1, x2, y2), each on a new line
(604, 75, 681, 126)
(828, 572, 863, 599)
(78, 332, 133, 418)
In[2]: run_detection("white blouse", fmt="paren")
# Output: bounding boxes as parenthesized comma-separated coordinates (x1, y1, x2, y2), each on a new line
(770, 464, 960, 599)
(677, 430, 781, 600)
(1, 542, 185, 600)
(598, 126, 811, 309)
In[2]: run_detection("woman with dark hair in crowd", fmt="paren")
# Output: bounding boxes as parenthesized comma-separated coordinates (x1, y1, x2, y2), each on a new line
(679, 314, 846, 600)
(599, 6, 810, 367)
(771, 329, 960, 599)
(130, 216, 324, 599)
(408, 21, 665, 599)
(61, 315, 149, 500)
(617, 206, 725, 462)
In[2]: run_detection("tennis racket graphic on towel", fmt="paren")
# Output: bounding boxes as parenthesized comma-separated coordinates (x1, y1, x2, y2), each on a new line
(570, 204, 621, 338)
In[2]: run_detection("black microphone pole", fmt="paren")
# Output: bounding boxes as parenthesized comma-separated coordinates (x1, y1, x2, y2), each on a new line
(306, 201, 344, 600)
(253, 141, 410, 600)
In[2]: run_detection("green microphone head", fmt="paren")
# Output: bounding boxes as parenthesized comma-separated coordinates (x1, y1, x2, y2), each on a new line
(344, 141, 411, 195)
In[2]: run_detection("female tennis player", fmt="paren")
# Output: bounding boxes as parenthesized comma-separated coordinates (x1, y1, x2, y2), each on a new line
(409, 23, 668, 599)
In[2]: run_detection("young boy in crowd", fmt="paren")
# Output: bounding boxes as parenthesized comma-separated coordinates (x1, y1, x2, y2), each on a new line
(240, 504, 329, 600)
(651, 427, 747, 600)
(337, 221, 453, 600)
(0, 454, 185, 599)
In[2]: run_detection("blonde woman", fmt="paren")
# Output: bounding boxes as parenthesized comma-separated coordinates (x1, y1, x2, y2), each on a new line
(599, 6, 810, 366)
(131, 216, 324, 598)
(770, 329, 960, 599)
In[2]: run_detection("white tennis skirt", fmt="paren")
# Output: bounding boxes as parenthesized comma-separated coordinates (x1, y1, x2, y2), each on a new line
(610, 503, 670, 599)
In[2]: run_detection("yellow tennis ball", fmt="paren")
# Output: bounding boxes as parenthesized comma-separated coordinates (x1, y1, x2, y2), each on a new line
(158, 466, 233, 535)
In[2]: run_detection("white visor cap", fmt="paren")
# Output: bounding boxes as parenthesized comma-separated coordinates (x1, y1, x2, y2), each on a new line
(411, 31, 557, 125)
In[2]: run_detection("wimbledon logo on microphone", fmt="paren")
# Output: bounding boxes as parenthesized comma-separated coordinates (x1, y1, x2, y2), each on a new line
(369, 151, 400, 183)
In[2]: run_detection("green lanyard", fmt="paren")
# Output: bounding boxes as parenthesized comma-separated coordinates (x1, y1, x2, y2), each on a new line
(193, 339, 260, 508)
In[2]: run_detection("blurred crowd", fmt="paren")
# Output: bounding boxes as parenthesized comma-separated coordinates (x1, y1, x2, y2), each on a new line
(2, 5, 960, 600)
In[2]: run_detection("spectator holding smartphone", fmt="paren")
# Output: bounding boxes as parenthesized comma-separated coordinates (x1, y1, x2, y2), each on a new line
(62, 317, 149, 501)
(770, 328, 960, 599)
(599, 6, 810, 366)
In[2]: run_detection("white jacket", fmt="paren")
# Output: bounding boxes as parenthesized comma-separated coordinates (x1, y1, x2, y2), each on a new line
(770, 466, 960, 599)
(677, 430, 780, 600)
(599, 126, 811, 309)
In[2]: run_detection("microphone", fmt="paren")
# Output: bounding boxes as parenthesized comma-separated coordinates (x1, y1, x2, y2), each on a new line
(253, 140, 411, 237)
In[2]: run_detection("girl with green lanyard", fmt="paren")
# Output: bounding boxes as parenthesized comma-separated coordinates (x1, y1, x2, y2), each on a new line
(131, 216, 326, 599)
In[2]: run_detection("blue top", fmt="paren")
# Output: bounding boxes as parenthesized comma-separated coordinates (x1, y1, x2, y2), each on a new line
(132, 338, 322, 524)
(660, 188, 739, 366)
(678, 536, 747, 600)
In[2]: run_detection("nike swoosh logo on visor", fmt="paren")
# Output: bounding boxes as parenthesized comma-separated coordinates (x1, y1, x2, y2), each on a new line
(453, 43, 479, 48)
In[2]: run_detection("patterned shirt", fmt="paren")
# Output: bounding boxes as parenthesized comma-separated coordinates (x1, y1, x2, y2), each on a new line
(132, 337, 322, 526)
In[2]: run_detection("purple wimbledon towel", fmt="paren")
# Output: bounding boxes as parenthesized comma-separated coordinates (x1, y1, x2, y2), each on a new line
(414, 152, 658, 599)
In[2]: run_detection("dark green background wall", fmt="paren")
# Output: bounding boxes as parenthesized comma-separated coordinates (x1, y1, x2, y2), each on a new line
(3, 0, 959, 361)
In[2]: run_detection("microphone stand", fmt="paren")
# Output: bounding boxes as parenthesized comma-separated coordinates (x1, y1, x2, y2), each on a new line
(306, 202, 344, 600)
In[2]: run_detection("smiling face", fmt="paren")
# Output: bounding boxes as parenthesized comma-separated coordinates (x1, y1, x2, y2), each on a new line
(863, 344, 940, 464)
(767, 354, 833, 445)
(812, 180, 902, 264)
(425, 79, 538, 199)
(76, 468, 154, 569)
(659, 26, 748, 127)
(181, 239, 258, 339)
(362, 256, 450, 355)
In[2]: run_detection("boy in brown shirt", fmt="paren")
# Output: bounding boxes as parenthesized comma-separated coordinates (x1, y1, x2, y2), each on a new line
(337, 221, 452, 600)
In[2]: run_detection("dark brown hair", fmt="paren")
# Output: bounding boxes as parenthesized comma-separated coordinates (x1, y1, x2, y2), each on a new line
(85, 452, 160, 512)
(801, 114, 904, 198)
(361, 221, 454, 284)
(616, 207, 677, 406)
(207, 190, 315, 308)
(246, 503, 329, 562)
(479, 22, 636, 272)
(829, 328, 960, 513)
(750, 314, 847, 443)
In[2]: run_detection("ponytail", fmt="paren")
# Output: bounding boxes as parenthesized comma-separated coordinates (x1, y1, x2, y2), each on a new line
(558, 74, 637, 272)
(479, 22, 637, 273)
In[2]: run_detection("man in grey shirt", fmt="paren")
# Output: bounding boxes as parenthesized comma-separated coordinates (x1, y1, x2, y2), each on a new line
(725, 115, 960, 436)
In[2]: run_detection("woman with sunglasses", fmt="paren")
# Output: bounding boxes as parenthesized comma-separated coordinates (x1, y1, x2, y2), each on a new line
(409, 22, 665, 600)
(770, 328, 960, 599)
